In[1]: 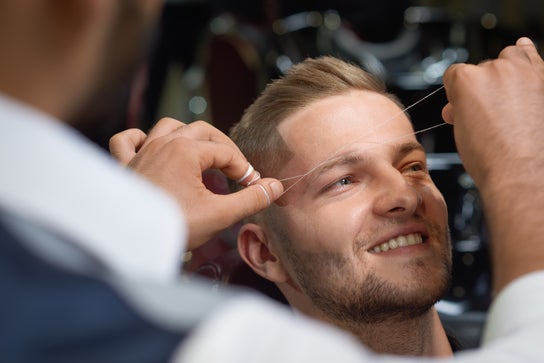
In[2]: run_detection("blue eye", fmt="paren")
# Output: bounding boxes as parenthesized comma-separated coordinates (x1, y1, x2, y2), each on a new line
(403, 162, 428, 175)
(335, 177, 352, 186)
(322, 176, 353, 193)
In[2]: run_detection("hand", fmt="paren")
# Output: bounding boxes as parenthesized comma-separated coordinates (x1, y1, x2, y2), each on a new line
(442, 37, 544, 189)
(110, 118, 284, 250)
(442, 38, 544, 292)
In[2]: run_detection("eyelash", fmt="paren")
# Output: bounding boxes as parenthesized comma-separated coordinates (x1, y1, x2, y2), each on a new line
(402, 162, 427, 174)
(322, 162, 427, 193)
(322, 175, 354, 193)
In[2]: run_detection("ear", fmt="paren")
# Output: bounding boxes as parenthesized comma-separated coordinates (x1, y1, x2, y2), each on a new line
(237, 223, 290, 283)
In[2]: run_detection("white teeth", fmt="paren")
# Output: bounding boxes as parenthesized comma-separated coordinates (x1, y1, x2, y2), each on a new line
(370, 233, 423, 253)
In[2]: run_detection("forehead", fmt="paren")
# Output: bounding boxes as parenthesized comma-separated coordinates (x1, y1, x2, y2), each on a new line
(277, 90, 415, 172)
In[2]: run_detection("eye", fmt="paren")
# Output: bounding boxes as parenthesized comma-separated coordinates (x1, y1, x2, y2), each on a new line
(402, 162, 428, 175)
(335, 177, 352, 187)
(322, 176, 353, 193)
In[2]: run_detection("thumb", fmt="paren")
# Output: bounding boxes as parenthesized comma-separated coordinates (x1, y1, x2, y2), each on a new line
(516, 37, 544, 73)
(441, 103, 454, 125)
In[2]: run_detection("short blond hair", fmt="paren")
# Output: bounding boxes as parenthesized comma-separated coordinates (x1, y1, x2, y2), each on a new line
(229, 56, 405, 179)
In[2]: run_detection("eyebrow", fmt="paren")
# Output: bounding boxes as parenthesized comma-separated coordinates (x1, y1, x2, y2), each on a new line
(304, 152, 367, 186)
(395, 141, 425, 159)
(304, 141, 425, 186)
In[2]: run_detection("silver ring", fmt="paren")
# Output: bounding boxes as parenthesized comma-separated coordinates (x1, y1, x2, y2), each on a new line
(236, 164, 254, 184)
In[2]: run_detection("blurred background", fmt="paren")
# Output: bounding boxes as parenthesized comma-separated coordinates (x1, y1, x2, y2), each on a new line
(84, 0, 544, 348)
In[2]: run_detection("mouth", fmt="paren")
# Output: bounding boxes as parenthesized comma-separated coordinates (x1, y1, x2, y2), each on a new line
(368, 233, 425, 253)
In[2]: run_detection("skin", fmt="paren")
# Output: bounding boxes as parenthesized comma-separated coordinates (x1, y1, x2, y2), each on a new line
(443, 38, 544, 293)
(239, 90, 453, 356)
(112, 118, 284, 249)
(0, 0, 283, 251)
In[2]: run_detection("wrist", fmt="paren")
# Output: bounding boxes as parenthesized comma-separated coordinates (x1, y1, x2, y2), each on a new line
(479, 169, 544, 293)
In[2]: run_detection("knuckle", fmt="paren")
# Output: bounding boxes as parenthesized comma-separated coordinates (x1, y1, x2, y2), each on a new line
(190, 120, 209, 129)
(498, 45, 519, 59)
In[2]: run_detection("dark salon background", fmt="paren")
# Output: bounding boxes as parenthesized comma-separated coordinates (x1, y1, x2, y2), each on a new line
(81, 0, 544, 347)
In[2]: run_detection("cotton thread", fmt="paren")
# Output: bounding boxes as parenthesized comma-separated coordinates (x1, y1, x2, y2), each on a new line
(274, 86, 448, 197)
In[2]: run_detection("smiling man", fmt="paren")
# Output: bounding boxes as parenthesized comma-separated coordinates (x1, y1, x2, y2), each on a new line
(229, 56, 454, 357)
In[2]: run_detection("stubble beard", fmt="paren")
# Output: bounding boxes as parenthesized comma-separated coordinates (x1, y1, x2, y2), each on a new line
(284, 223, 452, 325)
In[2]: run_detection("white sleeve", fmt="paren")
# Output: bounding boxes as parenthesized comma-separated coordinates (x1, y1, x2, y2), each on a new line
(481, 271, 544, 343)
(173, 271, 544, 363)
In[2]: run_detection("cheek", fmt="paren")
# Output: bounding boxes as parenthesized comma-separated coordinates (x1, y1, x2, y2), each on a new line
(285, 202, 368, 253)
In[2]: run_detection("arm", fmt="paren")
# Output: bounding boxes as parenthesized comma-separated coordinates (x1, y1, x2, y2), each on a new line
(442, 37, 544, 293)
(109, 118, 283, 250)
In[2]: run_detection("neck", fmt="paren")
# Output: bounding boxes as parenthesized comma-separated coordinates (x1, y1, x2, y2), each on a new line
(332, 307, 452, 357)
(281, 284, 454, 357)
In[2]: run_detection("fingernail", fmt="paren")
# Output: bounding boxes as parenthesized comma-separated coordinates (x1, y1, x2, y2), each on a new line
(517, 37, 533, 46)
(269, 180, 284, 199)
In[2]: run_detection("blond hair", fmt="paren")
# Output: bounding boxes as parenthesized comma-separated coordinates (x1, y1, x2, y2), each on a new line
(229, 56, 404, 179)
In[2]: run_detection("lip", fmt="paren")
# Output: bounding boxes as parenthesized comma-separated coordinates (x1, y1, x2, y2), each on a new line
(366, 223, 429, 252)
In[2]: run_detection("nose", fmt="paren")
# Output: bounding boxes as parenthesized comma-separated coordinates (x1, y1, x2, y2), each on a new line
(372, 167, 423, 218)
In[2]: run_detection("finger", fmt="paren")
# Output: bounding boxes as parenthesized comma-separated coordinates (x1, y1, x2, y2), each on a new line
(109, 128, 147, 165)
(210, 178, 285, 223)
(441, 63, 461, 89)
(516, 36, 535, 47)
(516, 37, 544, 71)
(153, 136, 253, 184)
(146, 117, 187, 145)
(151, 120, 249, 169)
(499, 38, 540, 65)
(442, 63, 470, 102)
(441, 103, 453, 125)
(516, 37, 538, 59)
(175, 120, 241, 150)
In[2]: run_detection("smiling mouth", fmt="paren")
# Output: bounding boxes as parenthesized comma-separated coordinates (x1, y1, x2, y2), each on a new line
(369, 233, 424, 253)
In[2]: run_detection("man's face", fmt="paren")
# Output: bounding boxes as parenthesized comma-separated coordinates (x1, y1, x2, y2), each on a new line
(270, 90, 451, 324)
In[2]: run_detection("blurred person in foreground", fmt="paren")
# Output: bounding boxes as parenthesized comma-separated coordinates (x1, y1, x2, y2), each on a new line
(0, 2, 280, 361)
(1, 0, 544, 361)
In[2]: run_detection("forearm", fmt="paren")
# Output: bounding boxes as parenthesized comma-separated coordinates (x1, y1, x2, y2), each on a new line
(442, 37, 544, 295)
(480, 159, 544, 294)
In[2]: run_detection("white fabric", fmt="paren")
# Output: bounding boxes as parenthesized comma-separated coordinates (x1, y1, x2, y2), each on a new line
(3, 94, 544, 363)
(174, 271, 544, 363)
(0, 94, 186, 282)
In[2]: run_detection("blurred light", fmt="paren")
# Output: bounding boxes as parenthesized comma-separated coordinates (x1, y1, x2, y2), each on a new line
(323, 11, 341, 30)
(276, 55, 294, 74)
(481, 13, 498, 30)
(455, 237, 481, 252)
(453, 286, 466, 298)
(458, 172, 474, 189)
(405, 6, 433, 24)
(307, 11, 323, 27)
(210, 15, 235, 35)
(462, 253, 475, 266)
(188, 96, 207, 115)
